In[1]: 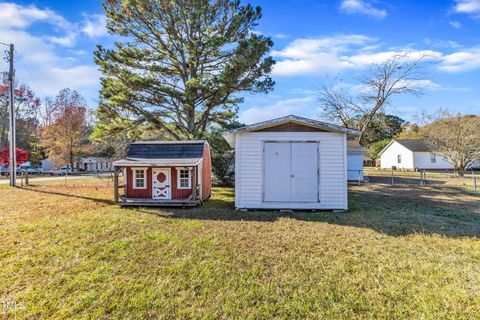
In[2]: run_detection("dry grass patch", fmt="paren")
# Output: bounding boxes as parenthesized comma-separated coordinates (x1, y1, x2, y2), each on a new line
(0, 180, 479, 319)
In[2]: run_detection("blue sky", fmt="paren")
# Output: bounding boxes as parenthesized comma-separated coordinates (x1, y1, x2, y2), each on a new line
(1, 0, 479, 124)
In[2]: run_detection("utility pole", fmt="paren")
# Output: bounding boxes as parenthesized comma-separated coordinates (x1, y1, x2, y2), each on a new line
(7, 44, 16, 186)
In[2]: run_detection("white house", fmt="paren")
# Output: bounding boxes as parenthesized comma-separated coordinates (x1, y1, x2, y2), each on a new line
(40, 158, 55, 171)
(223, 115, 360, 210)
(379, 139, 453, 170)
(347, 140, 366, 181)
(79, 157, 113, 172)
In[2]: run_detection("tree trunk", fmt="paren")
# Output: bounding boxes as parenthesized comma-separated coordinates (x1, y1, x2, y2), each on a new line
(456, 165, 465, 177)
(70, 146, 74, 173)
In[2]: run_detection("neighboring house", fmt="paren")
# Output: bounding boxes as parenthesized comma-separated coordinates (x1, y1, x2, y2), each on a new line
(379, 139, 453, 170)
(40, 158, 55, 171)
(347, 141, 366, 181)
(79, 157, 113, 172)
(112, 141, 212, 206)
(223, 115, 360, 210)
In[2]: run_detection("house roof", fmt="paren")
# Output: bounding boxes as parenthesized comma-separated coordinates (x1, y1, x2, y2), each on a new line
(378, 139, 431, 156)
(80, 156, 112, 162)
(113, 140, 207, 167)
(395, 139, 431, 152)
(222, 115, 361, 147)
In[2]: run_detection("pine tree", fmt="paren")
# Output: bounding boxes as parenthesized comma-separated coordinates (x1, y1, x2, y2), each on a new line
(95, 0, 275, 140)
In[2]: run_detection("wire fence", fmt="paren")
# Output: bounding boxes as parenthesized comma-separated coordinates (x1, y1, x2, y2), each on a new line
(12, 171, 115, 187)
(362, 168, 479, 193)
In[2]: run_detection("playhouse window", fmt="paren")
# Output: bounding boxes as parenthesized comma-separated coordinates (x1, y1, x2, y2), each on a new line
(178, 169, 191, 189)
(133, 169, 146, 189)
(431, 153, 436, 164)
(397, 155, 402, 164)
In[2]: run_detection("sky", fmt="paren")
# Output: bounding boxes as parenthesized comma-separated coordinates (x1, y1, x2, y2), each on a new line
(0, 0, 479, 124)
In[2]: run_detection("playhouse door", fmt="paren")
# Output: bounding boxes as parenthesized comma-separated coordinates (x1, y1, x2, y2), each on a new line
(152, 168, 171, 200)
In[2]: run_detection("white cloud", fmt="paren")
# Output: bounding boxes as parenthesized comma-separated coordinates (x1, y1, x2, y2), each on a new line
(449, 20, 462, 28)
(239, 97, 316, 124)
(273, 33, 290, 39)
(0, 3, 71, 30)
(272, 35, 443, 76)
(346, 49, 441, 65)
(82, 14, 108, 38)
(48, 34, 78, 48)
(339, 0, 387, 19)
(438, 48, 480, 72)
(0, 2, 102, 102)
(274, 34, 480, 75)
(423, 38, 462, 49)
(453, 0, 480, 16)
(272, 35, 374, 75)
(0, 2, 78, 48)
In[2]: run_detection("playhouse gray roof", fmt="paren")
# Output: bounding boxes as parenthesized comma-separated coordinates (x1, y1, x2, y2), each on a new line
(113, 141, 207, 167)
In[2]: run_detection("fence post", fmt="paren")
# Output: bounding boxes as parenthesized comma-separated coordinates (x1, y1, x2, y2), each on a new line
(25, 170, 29, 186)
(391, 170, 394, 186)
(473, 172, 477, 194)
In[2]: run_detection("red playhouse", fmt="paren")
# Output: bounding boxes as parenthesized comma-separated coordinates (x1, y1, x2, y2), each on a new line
(113, 141, 212, 206)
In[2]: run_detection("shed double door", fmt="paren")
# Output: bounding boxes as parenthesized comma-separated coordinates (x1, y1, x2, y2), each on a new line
(263, 142, 318, 202)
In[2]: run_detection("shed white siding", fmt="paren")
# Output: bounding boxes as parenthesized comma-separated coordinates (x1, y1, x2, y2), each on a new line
(380, 141, 414, 169)
(412, 152, 453, 170)
(235, 131, 348, 210)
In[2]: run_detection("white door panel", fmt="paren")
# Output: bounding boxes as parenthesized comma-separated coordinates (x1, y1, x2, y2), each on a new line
(291, 142, 318, 202)
(152, 168, 171, 200)
(263, 142, 291, 201)
(263, 141, 319, 202)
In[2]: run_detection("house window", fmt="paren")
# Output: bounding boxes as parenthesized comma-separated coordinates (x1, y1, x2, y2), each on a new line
(397, 155, 402, 164)
(133, 169, 146, 189)
(177, 169, 191, 189)
(431, 153, 436, 164)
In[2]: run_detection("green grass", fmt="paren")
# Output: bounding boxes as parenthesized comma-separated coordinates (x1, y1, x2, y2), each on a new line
(0, 180, 479, 319)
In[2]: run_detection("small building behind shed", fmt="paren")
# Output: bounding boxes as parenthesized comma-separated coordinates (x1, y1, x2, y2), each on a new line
(347, 141, 366, 182)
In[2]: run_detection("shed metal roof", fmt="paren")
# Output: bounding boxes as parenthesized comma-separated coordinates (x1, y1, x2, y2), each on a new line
(223, 115, 360, 136)
(222, 115, 360, 147)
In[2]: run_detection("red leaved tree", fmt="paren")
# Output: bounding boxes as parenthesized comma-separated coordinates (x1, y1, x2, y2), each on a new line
(0, 147, 29, 166)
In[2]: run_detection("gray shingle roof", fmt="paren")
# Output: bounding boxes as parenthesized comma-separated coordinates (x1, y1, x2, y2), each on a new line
(395, 139, 431, 152)
(127, 141, 206, 159)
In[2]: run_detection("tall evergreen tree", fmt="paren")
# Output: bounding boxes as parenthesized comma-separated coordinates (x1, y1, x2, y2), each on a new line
(95, 0, 275, 140)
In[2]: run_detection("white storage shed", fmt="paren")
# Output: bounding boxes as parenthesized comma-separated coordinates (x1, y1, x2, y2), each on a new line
(223, 115, 360, 210)
(347, 141, 366, 182)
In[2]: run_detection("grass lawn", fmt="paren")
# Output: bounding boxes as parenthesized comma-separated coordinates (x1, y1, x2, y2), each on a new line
(1, 180, 479, 319)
